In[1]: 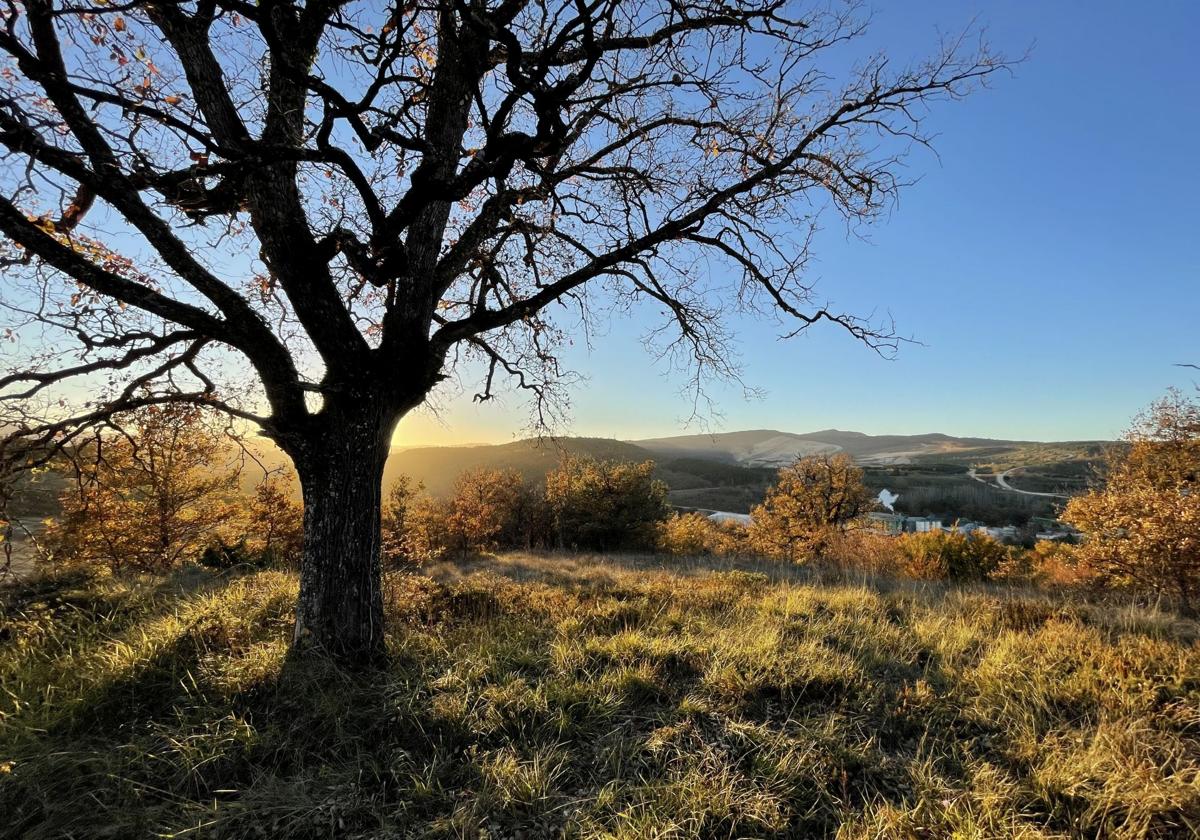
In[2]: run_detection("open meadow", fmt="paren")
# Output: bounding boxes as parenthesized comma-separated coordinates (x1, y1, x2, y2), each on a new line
(2, 553, 1197, 839)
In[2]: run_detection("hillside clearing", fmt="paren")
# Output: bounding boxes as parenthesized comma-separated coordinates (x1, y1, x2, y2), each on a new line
(2, 554, 1198, 839)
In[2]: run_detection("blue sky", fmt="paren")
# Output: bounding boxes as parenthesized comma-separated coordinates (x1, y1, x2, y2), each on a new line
(395, 0, 1200, 447)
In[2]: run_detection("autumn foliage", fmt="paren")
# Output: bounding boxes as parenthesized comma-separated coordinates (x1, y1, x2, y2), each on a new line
(447, 468, 541, 554)
(544, 458, 669, 551)
(378, 457, 669, 561)
(893, 530, 1009, 582)
(656, 512, 750, 558)
(244, 478, 304, 568)
(748, 453, 873, 562)
(1064, 390, 1200, 612)
(34, 393, 1200, 612)
(48, 405, 244, 572)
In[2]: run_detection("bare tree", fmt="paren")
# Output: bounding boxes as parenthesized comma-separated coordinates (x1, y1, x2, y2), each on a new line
(0, 0, 1007, 662)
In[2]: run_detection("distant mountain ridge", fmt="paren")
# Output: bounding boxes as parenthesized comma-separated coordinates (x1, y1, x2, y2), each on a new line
(385, 428, 1107, 496)
(384, 437, 654, 496)
(630, 428, 1026, 467)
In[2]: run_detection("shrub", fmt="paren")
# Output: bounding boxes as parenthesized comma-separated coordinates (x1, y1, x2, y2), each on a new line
(545, 457, 669, 550)
(657, 512, 714, 556)
(198, 538, 266, 570)
(401, 494, 456, 564)
(748, 453, 872, 562)
(995, 539, 1095, 587)
(1063, 390, 1200, 612)
(244, 477, 303, 567)
(447, 467, 534, 553)
(657, 512, 752, 558)
(46, 405, 243, 573)
(896, 530, 1007, 582)
(382, 477, 451, 565)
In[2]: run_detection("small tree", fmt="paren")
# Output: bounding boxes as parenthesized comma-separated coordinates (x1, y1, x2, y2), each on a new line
(749, 453, 872, 562)
(449, 468, 528, 553)
(658, 511, 750, 558)
(1063, 391, 1200, 612)
(546, 457, 669, 551)
(658, 512, 720, 557)
(380, 475, 446, 566)
(50, 404, 241, 572)
(246, 477, 304, 567)
(896, 530, 1006, 582)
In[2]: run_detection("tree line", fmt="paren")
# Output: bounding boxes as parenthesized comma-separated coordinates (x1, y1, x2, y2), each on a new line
(13, 387, 1199, 615)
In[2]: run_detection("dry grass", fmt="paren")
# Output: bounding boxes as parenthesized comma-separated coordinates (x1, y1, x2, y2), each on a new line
(1, 552, 1198, 838)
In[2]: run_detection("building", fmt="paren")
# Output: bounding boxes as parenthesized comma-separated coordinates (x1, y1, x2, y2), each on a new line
(912, 516, 944, 533)
(706, 511, 753, 526)
(866, 512, 946, 535)
(866, 512, 906, 535)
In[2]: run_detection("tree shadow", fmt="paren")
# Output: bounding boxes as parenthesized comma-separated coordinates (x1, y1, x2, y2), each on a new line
(6, 561, 1195, 839)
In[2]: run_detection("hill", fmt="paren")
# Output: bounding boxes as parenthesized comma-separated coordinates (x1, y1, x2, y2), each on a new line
(631, 429, 840, 466)
(384, 437, 661, 497)
(22, 428, 1108, 524)
(384, 429, 1062, 493)
(632, 428, 1049, 467)
(380, 429, 1114, 522)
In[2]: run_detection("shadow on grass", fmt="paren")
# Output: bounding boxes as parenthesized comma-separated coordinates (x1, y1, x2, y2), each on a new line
(3, 560, 1197, 839)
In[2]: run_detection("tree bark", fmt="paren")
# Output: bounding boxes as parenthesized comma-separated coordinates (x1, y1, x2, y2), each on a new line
(291, 404, 392, 665)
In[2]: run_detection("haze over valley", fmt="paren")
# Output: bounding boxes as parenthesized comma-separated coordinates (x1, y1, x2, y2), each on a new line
(386, 428, 1109, 525)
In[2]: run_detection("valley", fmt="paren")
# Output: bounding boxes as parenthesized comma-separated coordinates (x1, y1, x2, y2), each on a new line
(385, 429, 1111, 526)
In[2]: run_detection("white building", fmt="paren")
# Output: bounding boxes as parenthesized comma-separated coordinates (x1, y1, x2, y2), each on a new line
(707, 511, 753, 526)
(982, 525, 1020, 542)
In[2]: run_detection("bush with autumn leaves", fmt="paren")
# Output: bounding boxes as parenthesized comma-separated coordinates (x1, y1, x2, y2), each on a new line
(42, 413, 673, 572)
(381, 457, 670, 563)
(39, 405, 1019, 584)
(1061, 389, 1200, 613)
(44, 405, 304, 573)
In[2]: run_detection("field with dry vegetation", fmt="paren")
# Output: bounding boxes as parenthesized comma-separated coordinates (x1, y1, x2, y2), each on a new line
(2, 552, 1197, 839)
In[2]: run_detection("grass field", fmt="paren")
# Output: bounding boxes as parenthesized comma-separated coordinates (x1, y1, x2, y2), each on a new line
(2, 554, 1198, 838)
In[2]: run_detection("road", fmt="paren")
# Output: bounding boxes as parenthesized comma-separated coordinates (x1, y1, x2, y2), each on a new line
(968, 468, 1069, 499)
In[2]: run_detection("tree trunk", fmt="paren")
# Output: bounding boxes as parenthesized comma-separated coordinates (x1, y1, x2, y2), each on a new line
(292, 407, 392, 665)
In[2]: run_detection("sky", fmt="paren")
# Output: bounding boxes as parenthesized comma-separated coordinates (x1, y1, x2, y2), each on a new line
(1, 2, 1194, 451)
(393, 0, 1200, 448)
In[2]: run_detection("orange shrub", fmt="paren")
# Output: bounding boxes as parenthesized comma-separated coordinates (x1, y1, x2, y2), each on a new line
(48, 405, 243, 573)
(656, 512, 750, 557)
(657, 512, 714, 556)
(896, 530, 1007, 582)
(447, 468, 532, 553)
(244, 478, 303, 567)
(1063, 391, 1200, 611)
(748, 454, 872, 563)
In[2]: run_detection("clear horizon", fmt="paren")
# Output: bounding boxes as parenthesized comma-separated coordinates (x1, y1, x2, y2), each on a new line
(392, 0, 1200, 449)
